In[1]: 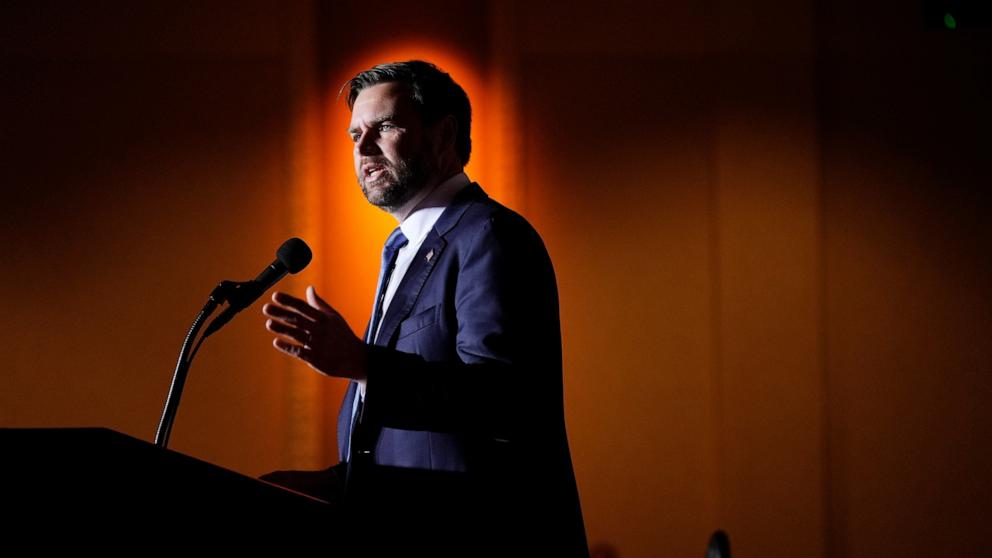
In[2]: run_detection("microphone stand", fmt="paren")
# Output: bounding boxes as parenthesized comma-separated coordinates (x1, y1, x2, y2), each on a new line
(154, 280, 241, 449)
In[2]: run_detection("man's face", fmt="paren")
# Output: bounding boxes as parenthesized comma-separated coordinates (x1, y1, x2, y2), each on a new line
(349, 82, 435, 212)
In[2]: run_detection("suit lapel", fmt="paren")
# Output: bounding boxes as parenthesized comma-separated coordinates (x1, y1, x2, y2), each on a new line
(372, 183, 487, 348)
(373, 231, 445, 347)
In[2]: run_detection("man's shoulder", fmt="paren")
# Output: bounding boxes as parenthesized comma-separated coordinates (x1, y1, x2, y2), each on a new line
(440, 184, 544, 247)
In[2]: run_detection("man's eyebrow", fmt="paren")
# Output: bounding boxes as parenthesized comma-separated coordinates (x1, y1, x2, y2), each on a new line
(347, 114, 396, 134)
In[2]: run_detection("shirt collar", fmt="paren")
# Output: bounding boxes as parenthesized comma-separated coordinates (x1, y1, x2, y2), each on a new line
(399, 172, 470, 245)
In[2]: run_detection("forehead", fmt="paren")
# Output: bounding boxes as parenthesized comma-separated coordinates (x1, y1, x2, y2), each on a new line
(349, 82, 419, 128)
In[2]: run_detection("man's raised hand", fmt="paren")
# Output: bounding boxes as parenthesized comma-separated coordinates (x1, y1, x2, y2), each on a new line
(263, 285, 368, 380)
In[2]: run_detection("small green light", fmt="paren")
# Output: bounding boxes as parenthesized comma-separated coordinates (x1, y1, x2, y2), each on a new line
(944, 12, 957, 29)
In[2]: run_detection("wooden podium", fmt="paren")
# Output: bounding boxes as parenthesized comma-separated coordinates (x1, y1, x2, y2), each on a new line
(0, 427, 337, 548)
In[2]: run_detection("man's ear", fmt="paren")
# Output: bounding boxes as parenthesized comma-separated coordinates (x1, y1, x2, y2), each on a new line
(437, 114, 458, 154)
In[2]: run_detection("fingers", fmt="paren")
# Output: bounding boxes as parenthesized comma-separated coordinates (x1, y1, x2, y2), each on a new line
(306, 285, 334, 312)
(272, 337, 314, 362)
(269, 291, 325, 322)
(264, 288, 357, 378)
(266, 318, 310, 346)
(261, 302, 311, 326)
(306, 286, 346, 322)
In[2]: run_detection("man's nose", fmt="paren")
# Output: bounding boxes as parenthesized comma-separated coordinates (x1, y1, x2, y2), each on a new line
(355, 132, 379, 156)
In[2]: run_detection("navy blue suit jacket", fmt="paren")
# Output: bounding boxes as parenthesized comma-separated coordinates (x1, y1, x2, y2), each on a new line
(337, 183, 587, 554)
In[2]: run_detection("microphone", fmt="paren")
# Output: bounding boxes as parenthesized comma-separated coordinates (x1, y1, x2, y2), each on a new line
(202, 237, 312, 338)
(156, 238, 311, 448)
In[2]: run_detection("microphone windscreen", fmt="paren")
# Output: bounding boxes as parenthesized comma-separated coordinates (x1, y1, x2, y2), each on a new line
(277, 237, 312, 273)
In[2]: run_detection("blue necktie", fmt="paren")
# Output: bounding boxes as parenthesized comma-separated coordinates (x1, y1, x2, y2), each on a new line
(347, 227, 408, 462)
(366, 227, 409, 344)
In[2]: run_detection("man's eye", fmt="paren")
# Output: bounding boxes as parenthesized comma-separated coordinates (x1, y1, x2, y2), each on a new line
(351, 132, 361, 142)
(379, 124, 394, 131)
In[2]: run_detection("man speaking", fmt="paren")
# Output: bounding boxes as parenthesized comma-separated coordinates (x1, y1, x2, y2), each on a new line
(262, 60, 587, 555)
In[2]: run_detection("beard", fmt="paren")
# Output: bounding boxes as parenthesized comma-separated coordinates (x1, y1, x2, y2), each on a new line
(358, 148, 434, 213)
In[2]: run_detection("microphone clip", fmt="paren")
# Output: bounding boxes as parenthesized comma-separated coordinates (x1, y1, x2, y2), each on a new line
(209, 279, 263, 310)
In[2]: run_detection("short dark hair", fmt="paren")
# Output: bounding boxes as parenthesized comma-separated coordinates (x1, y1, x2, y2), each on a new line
(342, 60, 472, 165)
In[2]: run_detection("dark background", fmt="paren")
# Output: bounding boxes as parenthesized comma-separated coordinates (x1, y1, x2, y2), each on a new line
(2, 1, 989, 556)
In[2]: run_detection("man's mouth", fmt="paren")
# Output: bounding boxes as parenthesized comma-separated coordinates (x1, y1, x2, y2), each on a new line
(364, 164, 387, 181)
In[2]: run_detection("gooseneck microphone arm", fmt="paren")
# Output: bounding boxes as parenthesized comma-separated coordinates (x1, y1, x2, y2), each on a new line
(154, 283, 224, 448)
(154, 238, 312, 449)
